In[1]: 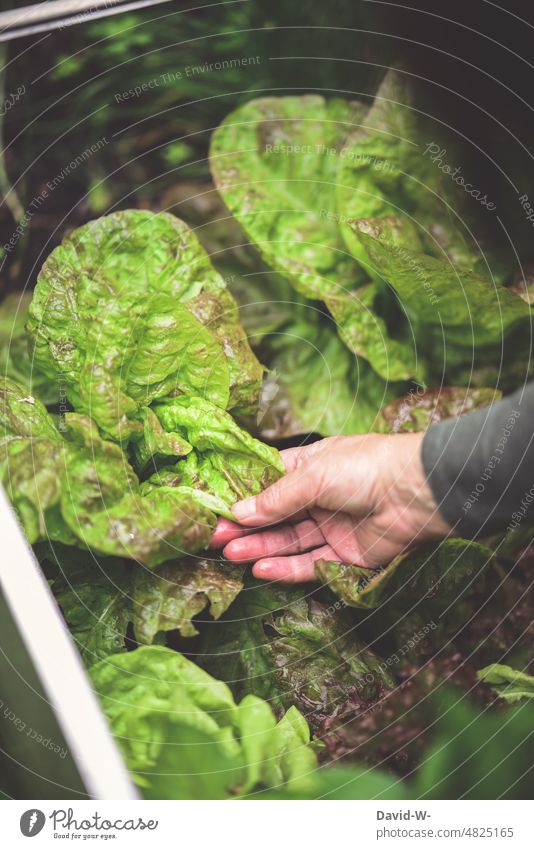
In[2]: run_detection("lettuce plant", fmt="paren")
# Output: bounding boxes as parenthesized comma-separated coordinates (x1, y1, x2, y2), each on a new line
(1, 69, 534, 799)
(26, 210, 264, 442)
(5, 212, 284, 567)
(211, 70, 532, 395)
(89, 646, 318, 799)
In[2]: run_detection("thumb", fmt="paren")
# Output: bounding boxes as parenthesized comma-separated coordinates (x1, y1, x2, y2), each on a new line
(232, 464, 320, 526)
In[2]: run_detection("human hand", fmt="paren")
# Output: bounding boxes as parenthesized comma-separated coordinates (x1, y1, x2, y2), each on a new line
(210, 433, 451, 582)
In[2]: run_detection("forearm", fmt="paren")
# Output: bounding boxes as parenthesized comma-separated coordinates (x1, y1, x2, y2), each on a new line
(422, 382, 534, 537)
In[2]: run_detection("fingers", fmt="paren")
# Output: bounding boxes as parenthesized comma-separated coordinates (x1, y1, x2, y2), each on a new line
(232, 461, 319, 527)
(223, 518, 325, 562)
(210, 448, 317, 545)
(252, 543, 338, 583)
(209, 517, 249, 548)
(278, 446, 305, 473)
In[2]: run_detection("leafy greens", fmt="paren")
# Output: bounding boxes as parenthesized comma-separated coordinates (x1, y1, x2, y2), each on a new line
(2, 65, 533, 800)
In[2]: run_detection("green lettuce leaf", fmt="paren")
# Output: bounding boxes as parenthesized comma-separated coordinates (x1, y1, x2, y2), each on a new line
(210, 95, 420, 385)
(129, 407, 192, 474)
(336, 69, 428, 265)
(229, 273, 397, 438)
(336, 69, 494, 274)
(210, 95, 366, 300)
(59, 418, 214, 566)
(89, 645, 317, 799)
(89, 645, 240, 797)
(28, 281, 228, 442)
(477, 663, 534, 703)
(154, 395, 281, 466)
(94, 210, 263, 414)
(146, 396, 284, 515)
(270, 705, 318, 793)
(132, 557, 245, 641)
(0, 293, 56, 405)
(353, 219, 531, 349)
(1, 377, 62, 443)
(0, 436, 75, 545)
(183, 283, 263, 416)
(27, 211, 263, 441)
(0, 385, 215, 565)
(325, 283, 420, 382)
(257, 316, 401, 438)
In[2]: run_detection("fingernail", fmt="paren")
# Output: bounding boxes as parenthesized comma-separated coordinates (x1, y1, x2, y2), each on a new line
(253, 561, 271, 575)
(232, 497, 256, 521)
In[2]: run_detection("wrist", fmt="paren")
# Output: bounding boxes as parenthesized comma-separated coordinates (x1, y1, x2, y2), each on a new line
(385, 431, 452, 544)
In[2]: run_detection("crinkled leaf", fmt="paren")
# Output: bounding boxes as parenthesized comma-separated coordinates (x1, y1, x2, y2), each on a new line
(124, 293, 229, 410)
(326, 283, 420, 381)
(337, 69, 494, 274)
(184, 284, 263, 415)
(90, 645, 238, 733)
(89, 646, 240, 794)
(272, 705, 318, 793)
(337, 69, 428, 263)
(61, 413, 215, 565)
(1, 380, 274, 562)
(477, 663, 534, 703)
(235, 696, 317, 796)
(61, 482, 214, 568)
(0, 383, 72, 542)
(316, 538, 495, 611)
(210, 95, 418, 383)
(353, 219, 531, 348)
(154, 395, 282, 466)
(0, 388, 214, 565)
(98, 209, 263, 416)
(0, 436, 75, 545)
(158, 446, 282, 511)
(149, 396, 284, 513)
(53, 558, 133, 666)
(199, 581, 392, 729)
(257, 317, 400, 439)
(28, 249, 229, 440)
(133, 557, 245, 641)
(27, 211, 263, 441)
(0, 293, 56, 404)
(210, 95, 366, 300)
(143, 478, 235, 521)
(376, 386, 500, 434)
(1, 377, 61, 443)
(130, 407, 192, 474)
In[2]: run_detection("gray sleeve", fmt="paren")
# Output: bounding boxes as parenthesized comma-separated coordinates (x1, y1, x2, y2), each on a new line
(422, 382, 534, 538)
